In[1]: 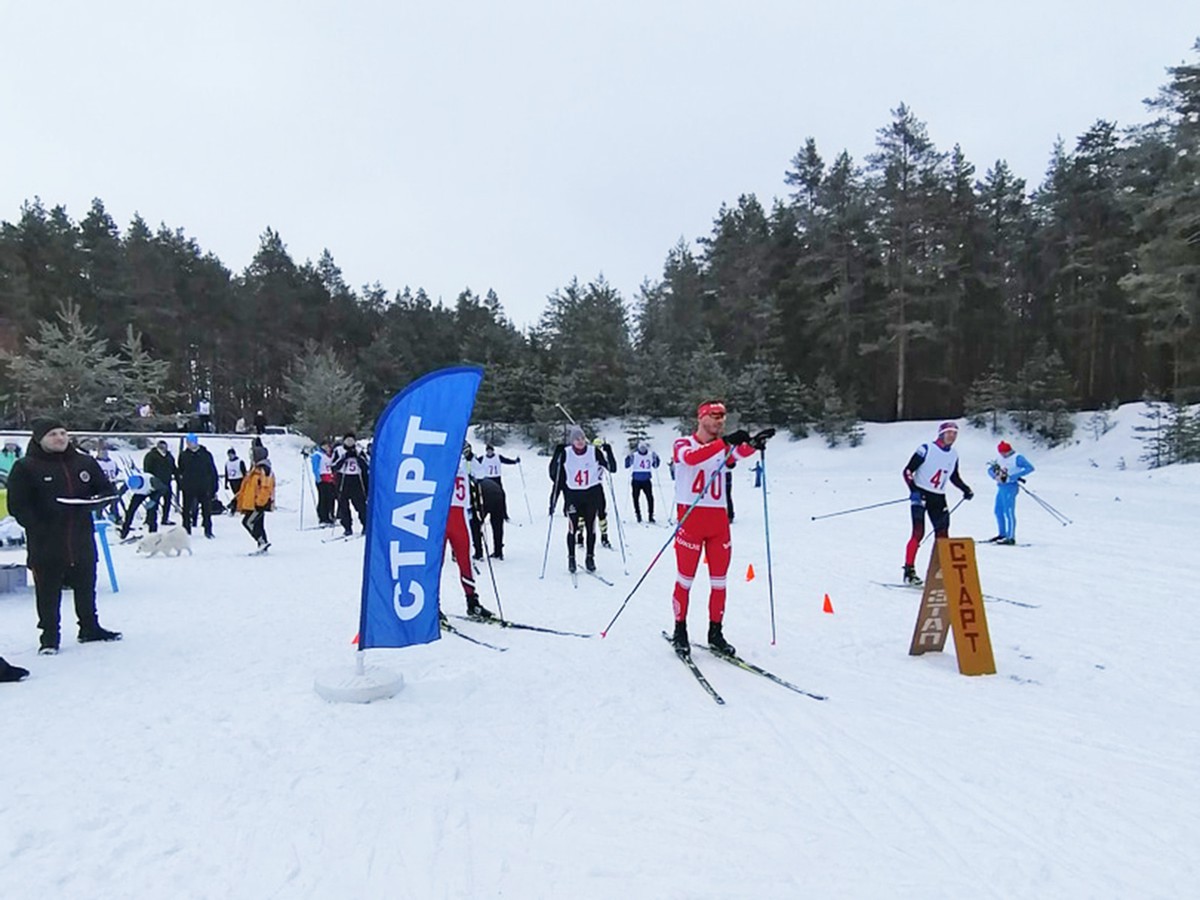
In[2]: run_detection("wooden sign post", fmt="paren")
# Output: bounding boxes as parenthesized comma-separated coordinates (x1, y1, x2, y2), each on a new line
(909, 538, 996, 676)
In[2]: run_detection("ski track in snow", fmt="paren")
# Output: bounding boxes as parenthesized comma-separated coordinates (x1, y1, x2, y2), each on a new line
(2, 409, 1198, 898)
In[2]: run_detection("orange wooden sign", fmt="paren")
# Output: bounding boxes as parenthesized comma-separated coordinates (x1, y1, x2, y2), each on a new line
(909, 538, 996, 676)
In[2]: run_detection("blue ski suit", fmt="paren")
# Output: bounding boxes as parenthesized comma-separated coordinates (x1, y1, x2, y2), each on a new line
(990, 452, 1034, 540)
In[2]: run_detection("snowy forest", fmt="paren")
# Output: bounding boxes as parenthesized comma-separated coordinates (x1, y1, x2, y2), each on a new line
(1, 41, 1197, 460)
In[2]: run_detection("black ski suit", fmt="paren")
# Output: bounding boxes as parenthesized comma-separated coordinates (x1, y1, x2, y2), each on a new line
(332, 446, 369, 534)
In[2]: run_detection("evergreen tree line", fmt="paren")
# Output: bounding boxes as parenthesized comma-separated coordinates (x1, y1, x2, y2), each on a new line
(1, 41, 1196, 450)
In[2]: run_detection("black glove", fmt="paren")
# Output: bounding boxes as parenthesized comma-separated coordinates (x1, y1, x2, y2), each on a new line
(724, 429, 751, 446)
(963, 487, 974, 501)
(750, 428, 776, 451)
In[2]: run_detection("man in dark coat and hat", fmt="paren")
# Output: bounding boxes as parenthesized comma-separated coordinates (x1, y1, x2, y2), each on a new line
(6, 417, 122, 654)
(143, 439, 179, 526)
(178, 433, 219, 538)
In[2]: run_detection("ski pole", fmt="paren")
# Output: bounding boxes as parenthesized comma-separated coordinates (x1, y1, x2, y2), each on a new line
(539, 487, 559, 580)
(1020, 483, 1072, 525)
(604, 464, 629, 575)
(477, 511, 506, 622)
(298, 455, 307, 530)
(600, 461, 727, 638)
(517, 460, 534, 525)
(654, 466, 671, 525)
(757, 445, 778, 645)
(919, 497, 966, 547)
(811, 496, 909, 520)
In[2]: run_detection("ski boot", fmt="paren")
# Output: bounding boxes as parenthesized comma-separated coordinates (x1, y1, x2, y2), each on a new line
(585, 554, 596, 572)
(466, 593, 494, 620)
(568, 556, 577, 574)
(707, 621, 736, 657)
(902, 565, 922, 586)
(670, 620, 690, 656)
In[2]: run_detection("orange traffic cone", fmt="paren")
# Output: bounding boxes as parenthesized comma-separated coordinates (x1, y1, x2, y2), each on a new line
(822, 593, 834, 614)
(746, 564, 756, 581)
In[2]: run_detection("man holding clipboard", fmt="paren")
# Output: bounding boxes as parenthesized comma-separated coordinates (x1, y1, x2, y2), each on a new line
(6, 417, 122, 655)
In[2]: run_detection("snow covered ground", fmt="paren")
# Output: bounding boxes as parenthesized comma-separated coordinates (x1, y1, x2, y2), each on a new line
(2, 407, 1197, 899)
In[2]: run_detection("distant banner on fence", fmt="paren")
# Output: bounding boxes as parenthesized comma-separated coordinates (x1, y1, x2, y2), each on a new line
(357, 366, 482, 650)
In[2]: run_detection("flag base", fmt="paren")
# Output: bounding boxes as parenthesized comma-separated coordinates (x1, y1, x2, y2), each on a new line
(314, 664, 404, 704)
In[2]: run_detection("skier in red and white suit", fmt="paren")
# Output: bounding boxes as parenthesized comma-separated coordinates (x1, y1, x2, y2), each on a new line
(669, 400, 758, 657)
(443, 451, 493, 619)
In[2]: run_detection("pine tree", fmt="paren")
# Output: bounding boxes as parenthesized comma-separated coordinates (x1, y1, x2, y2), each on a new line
(626, 338, 678, 419)
(0, 301, 170, 429)
(675, 337, 730, 433)
(1134, 395, 1168, 468)
(117, 325, 175, 430)
(863, 104, 949, 419)
(1084, 399, 1120, 442)
(282, 343, 365, 443)
(783, 377, 816, 438)
(963, 363, 1013, 433)
(1122, 40, 1200, 402)
(1012, 341, 1078, 446)
(977, 160, 1036, 379)
(728, 361, 790, 428)
(811, 370, 863, 447)
(621, 413, 651, 452)
(783, 150, 877, 402)
(1034, 121, 1138, 407)
(698, 195, 781, 368)
(536, 276, 632, 419)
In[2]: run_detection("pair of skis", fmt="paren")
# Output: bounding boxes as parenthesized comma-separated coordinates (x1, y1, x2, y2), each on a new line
(661, 632, 826, 704)
(321, 532, 364, 544)
(440, 613, 594, 651)
(871, 580, 1038, 609)
(567, 566, 615, 588)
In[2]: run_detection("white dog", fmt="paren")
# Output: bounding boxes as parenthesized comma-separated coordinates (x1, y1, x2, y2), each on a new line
(136, 526, 193, 558)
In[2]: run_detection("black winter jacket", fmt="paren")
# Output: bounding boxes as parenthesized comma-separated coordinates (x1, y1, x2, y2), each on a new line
(144, 447, 177, 487)
(7, 442, 116, 568)
(178, 445, 219, 496)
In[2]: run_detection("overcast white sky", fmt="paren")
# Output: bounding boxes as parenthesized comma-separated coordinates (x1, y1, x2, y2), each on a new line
(2, 2, 1195, 329)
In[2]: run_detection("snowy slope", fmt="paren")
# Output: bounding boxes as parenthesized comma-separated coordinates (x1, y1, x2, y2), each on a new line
(1, 410, 1197, 899)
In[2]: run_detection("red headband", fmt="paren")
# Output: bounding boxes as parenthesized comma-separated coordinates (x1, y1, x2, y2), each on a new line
(697, 401, 726, 419)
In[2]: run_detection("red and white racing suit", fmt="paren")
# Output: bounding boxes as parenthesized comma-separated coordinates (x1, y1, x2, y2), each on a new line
(671, 434, 755, 623)
(444, 460, 477, 601)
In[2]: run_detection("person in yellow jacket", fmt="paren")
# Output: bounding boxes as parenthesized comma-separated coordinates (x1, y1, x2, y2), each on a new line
(236, 446, 276, 553)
